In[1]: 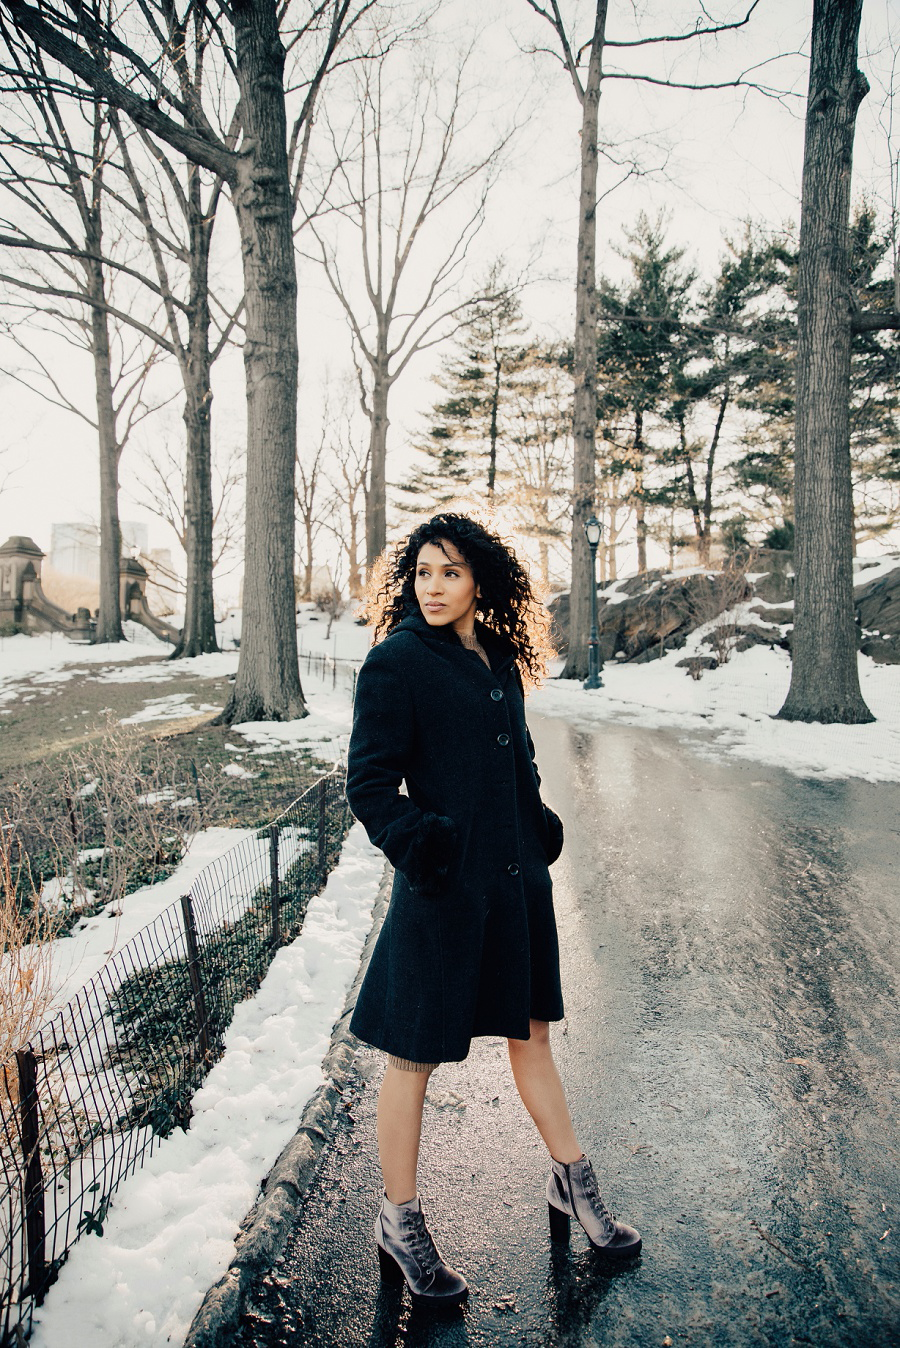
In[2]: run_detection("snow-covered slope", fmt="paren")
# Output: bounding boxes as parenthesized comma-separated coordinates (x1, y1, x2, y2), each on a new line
(29, 823, 384, 1348)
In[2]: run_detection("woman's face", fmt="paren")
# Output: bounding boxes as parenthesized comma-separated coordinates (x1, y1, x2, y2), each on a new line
(414, 540, 480, 634)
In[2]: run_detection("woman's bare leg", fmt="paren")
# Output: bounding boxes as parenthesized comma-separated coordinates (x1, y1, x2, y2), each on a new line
(376, 1064, 431, 1203)
(507, 1019, 582, 1163)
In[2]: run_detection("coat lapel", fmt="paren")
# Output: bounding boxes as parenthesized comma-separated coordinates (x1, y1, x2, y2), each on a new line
(392, 611, 517, 686)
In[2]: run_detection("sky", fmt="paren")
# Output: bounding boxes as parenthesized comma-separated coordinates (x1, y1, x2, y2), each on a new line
(0, 0, 897, 596)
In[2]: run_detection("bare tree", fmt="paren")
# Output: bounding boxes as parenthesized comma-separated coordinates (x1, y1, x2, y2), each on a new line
(778, 0, 873, 724)
(504, 348, 572, 589)
(310, 47, 511, 567)
(0, 51, 163, 641)
(524, 0, 783, 677)
(135, 438, 244, 592)
(0, 0, 379, 722)
(524, 1, 606, 676)
(322, 404, 369, 600)
(295, 423, 331, 602)
(108, 97, 241, 659)
(0, 13, 245, 654)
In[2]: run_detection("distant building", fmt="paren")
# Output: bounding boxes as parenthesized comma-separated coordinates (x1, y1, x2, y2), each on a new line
(50, 523, 99, 579)
(50, 521, 150, 579)
(122, 522, 149, 556)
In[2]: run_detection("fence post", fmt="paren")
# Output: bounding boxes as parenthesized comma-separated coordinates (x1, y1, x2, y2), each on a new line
(317, 777, 327, 883)
(269, 824, 280, 946)
(179, 894, 211, 1064)
(16, 1047, 46, 1300)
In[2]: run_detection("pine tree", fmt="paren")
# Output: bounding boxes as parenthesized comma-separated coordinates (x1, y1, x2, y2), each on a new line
(596, 213, 694, 572)
(399, 262, 527, 510)
(732, 206, 900, 545)
(661, 225, 792, 563)
(504, 346, 573, 588)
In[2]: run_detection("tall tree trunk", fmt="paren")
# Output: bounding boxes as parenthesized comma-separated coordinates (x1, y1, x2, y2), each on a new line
(488, 353, 501, 498)
(366, 357, 390, 568)
(219, 0, 305, 723)
(777, 0, 873, 724)
(606, 488, 621, 581)
(87, 247, 124, 644)
(699, 387, 729, 565)
(679, 412, 705, 559)
(633, 408, 647, 575)
(174, 169, 218, 658)
(561, 0, 607, 679)
(347, 497, 363, 599)
(304, 514, 314, 599)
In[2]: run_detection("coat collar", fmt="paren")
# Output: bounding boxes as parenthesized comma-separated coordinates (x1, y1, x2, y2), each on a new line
(389, 608, 518, 681)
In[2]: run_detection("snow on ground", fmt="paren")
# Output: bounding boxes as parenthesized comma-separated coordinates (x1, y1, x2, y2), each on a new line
(295, 600, 371, 663)
(536, 636, 900, 784)
(121, 692, 222, 724)
(234, 681, 354, 766)
(5, 594, 898, 784)
(19, 826, 262, 1014)
(30, 822, 385, 1348)
(0, 622, 163, 691)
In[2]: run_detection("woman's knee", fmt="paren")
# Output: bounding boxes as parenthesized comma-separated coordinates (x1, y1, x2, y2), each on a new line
(508, 1019, 551, 1057)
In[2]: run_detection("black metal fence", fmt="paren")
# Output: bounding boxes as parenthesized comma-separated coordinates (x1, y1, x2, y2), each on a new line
(1, 766, 352, 1346)
(298, 645, 360, 700)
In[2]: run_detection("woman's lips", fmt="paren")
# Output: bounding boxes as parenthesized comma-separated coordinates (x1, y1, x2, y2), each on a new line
(425, 602, 445, 610)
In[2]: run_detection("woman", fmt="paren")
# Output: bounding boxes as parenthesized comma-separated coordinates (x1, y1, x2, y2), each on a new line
(346, 514, 641, 1308)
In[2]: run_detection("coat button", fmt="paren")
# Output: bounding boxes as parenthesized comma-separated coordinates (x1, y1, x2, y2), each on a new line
(490, 688, 503, 701)
(496, 733, 510, 746)
(507, 862, 520, 876)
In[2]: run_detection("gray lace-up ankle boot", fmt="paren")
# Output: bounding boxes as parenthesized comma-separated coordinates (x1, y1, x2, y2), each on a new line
(375, 1194, 469, 1307)
(547, 1156, 642, 1259)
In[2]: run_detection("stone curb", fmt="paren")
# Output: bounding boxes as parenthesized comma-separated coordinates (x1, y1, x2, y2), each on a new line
(182, 860, 391, 1348)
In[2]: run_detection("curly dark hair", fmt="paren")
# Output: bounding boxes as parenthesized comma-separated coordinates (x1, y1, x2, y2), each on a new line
(363, 514, 554, 689)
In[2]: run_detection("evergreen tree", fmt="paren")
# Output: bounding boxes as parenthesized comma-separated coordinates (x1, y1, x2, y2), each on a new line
(732, 206, 900, 545)
(662, 224, 792, 563)
(596, 212, 694, 572)
(504, 345, 573, 589)
(399, 262, 527, 510)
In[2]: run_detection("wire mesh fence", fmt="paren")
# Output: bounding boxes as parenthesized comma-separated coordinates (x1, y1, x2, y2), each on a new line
(0, 765, 352, 1346)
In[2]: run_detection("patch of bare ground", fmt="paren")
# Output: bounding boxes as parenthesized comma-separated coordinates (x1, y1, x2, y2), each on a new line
(0, 652, 322, 824)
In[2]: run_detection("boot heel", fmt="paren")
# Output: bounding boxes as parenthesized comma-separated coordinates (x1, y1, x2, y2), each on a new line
(377, 1242, 404, 1284)
(548, 1202, 570, 1243)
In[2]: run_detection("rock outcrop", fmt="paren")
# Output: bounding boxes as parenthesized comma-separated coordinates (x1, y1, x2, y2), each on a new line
(856, 562, 900, 664)
(549, 550, 900, 666)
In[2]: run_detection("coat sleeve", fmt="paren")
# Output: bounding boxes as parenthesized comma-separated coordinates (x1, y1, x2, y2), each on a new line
(346, 640, 457, 894)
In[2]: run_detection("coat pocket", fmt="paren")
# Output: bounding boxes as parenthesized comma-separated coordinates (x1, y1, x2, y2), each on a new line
(403, 811, 460, 897)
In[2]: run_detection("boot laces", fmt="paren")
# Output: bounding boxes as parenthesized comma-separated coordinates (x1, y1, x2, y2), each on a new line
(407, 1210, 440, 1275)
(581, 1167, 614, 1230)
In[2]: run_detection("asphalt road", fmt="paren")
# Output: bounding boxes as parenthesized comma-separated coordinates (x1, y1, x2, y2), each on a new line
(237, 716, 900, 1347)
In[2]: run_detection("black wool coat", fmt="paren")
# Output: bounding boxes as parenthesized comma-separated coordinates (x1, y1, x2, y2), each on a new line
(346, 609, 565, 1064)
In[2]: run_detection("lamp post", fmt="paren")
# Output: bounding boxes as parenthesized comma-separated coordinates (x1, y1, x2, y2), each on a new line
(583, 514, 603, 690)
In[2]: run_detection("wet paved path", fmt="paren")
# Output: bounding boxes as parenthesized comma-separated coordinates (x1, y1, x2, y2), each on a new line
(238, 718, 899, 1347)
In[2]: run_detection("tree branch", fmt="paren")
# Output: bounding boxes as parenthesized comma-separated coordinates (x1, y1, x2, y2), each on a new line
(603, 2, 760, 49)
(0, 0, 236, 183)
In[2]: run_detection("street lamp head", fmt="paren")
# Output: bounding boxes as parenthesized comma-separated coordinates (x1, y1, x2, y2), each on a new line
(584, 515, 602, 548)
